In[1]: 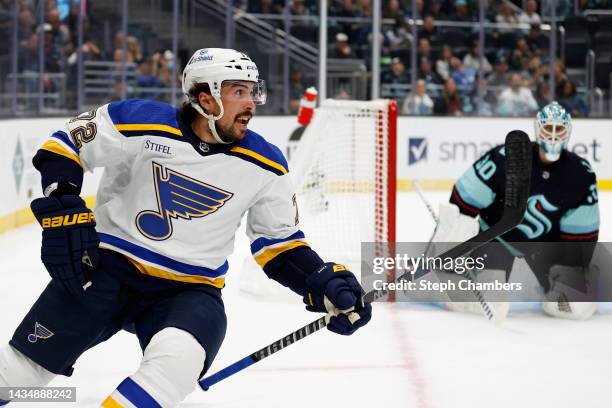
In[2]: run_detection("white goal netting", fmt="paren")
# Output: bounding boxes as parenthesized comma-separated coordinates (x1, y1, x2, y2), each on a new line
(240, 99, 397, 301)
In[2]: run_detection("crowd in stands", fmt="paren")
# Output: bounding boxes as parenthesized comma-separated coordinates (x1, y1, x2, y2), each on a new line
(8, 0, 178, 106)
(2, 0, 608, 117)
(252, 0, 603, 117)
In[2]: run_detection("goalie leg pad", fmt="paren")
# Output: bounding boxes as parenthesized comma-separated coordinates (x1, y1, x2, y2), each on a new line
(432, 203, 480, 243)
(105, 328, 205, 408)
(0, 345, 55, 401)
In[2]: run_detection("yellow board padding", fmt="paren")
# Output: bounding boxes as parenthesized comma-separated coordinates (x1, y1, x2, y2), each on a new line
(0, 196, 96, 235)
(400, 179, 612, 192)
(1, 178, 611, 235)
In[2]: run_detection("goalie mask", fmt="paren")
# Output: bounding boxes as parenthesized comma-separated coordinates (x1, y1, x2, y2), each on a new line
(535, 101, 572, 162)
(182, 48, 267, 144)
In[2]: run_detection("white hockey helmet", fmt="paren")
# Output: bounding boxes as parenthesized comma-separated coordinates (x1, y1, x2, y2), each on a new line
(182, 48, 266, 143)
(535, 101, 572, 162)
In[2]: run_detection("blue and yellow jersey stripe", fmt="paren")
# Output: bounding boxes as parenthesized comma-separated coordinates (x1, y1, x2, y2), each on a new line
(98, 232, 227, 287)
(251, 231, 309, 267)
(107, 99, 184, 140)
(40, 131, 82, 167)
(227, 130, 288, 176)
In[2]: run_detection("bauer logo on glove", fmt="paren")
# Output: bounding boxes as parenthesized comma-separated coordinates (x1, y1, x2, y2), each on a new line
(41, 212, 96, 229)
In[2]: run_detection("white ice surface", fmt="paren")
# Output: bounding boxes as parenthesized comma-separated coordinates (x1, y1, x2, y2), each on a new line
(1, 192, 611, 407)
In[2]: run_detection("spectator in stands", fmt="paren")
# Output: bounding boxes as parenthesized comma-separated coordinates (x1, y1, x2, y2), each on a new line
(496, 2, 519, 33)
(522, 55, 544, 87)
(289, 69, 306, 113)
(436, 44, 453, 81)
(526, 24, 548, 54)
(39, 23, 63, 72)
(452, 0, 474, 22)
(518, 0, 541, 25)
(509, 37, 533, 71)
(18, 7, 35, 42)
(127, 36, 144, 65)
(450, 57, 476, 95)
(385, 20, 412, 52)
(481, 0, 497, 22)
(67, 36, 102, 68)
(553, 59, 568, 87)
(417, 38, 432, 65)
(46, 7, 72, 56)
(463, 41, 493, 75)
(434, 77, 463, 115)
(331, 0, 360, 39)
(402, 79, 434, 115)
(496, 72, 538, 116)
(151, 50, 174, 87)
(330, 32, 357, 58)
(136, 60, 166, 100)
(487, 57, 510, 89)
(383, 0, 406, 22)
(426, 0, 447, 19)
(290, 0, 316, 43)
(247, 0, 283, 14)
(383, 57, 410, 100)
(558, 80, 589, 117)
(419, 57, 443, 89)
(63, 2, 80, 39)
(419, 16, 440, 47)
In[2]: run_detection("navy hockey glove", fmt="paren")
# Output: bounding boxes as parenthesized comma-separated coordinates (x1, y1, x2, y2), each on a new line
(304, 262, 372, 335)
(30, 196, 99, 299)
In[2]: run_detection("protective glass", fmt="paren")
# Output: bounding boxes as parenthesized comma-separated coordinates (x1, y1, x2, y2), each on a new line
(222, 80, 267, 105)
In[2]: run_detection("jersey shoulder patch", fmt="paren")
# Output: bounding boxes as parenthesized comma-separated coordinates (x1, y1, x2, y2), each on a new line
(107, 99, 183, 140)
(228, 130, 288, 176)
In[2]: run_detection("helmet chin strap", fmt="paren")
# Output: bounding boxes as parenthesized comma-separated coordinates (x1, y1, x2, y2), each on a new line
(190, 98, 230, 144)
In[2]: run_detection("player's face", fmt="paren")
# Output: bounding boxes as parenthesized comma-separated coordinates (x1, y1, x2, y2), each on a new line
(214, 81, 256, 143)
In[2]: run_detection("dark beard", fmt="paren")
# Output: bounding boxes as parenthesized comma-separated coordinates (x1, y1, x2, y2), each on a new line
(214, 122, 239, 143)
(215, 111, 252, 143)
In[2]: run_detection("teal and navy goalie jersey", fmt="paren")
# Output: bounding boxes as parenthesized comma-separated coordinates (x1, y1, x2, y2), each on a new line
(34, 99, 308, 288)
(450, 143, 600, 242)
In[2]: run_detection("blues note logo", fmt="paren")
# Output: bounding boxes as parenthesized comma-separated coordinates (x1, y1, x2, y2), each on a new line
(136, 162, 233, 241)
(28, 322, 54, 343)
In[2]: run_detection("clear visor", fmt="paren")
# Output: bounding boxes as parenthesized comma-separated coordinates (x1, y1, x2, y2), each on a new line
(539, 123, 568, 141)
(222, 80, 267, 105)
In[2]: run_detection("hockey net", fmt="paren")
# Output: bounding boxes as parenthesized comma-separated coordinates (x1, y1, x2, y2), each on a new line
(239, 99, 397, 301)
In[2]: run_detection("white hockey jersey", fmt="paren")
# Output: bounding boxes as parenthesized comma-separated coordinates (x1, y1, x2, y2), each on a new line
(39, 99, 308, 288)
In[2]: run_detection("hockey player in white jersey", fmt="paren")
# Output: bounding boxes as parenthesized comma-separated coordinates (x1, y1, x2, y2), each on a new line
(0, 48, 371, 407)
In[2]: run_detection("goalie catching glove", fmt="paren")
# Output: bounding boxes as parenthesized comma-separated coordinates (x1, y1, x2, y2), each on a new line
(30, 195, 99, 299)
(304, 263, 372, 335)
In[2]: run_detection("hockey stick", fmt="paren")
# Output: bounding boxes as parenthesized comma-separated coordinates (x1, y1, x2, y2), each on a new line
(198, 130, 531, 391)
(412, 179, 504, 323)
